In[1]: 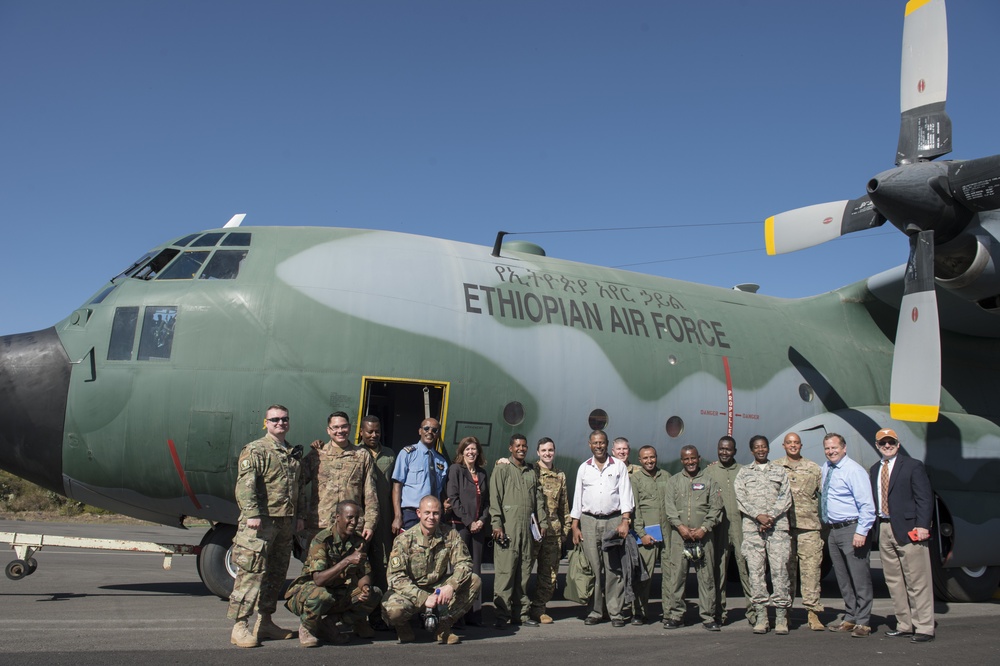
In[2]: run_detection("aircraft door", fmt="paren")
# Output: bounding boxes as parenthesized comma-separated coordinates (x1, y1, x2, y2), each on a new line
(358, 377, 450, 455)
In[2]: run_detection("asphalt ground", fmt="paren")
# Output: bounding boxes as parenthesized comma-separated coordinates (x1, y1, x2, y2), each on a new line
(2, 520, 999, 665)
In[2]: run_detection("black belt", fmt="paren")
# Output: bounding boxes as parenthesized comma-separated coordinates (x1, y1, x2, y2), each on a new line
(583, 511, 621, 519)
(827, 519, 858, 530)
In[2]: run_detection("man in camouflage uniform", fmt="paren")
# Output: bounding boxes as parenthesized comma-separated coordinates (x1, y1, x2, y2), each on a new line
(529, 437, 571, 624)
(705, 435, 753, 626)
(301, 412, 378, 544)
(358, 415, 395, 628)
(382, 495, 482, 645)
(735, 435, 793, 635)
(629, 445, 671, 625)
(491, 433, 548, 628)
(662, 445, 722, 631)
(228, 404, 306, 648)
(774, 432, 826, 631)
(285, 500, 382, 647)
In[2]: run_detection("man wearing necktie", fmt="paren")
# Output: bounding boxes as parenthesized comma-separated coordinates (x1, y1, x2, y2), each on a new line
(868, 427, 935, 644)
(820, 433, 876, 637)
(391, 418, 450, 532)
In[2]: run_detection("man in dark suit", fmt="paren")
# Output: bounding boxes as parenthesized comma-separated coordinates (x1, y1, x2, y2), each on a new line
(869, 427, 935, 643)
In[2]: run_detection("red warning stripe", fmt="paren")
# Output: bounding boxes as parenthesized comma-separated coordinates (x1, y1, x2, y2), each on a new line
(167, 438, 203, 510)
(723, 357, 734, 437)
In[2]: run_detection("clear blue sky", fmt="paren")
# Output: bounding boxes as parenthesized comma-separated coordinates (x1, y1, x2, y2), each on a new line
(3, 1, 999, 335)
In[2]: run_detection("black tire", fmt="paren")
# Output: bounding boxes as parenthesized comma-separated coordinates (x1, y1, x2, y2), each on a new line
(25, 558, 38, 575)
(932, 563, 1000, 602)
(197, 524, 237, 599)
(5, 559, 28, 581)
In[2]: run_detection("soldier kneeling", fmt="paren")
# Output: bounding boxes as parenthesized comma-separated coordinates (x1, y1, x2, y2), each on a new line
(284, 499, 382, 647)
(381, 495, 482, 644)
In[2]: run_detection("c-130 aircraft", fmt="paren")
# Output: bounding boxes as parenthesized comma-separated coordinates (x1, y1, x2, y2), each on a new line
(2, 0, 999, 603)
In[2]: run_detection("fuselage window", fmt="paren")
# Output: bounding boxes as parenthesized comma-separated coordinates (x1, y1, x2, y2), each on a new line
(588, 409, 609, 430)
(90, 285, 117, 305)
(190, 233, 225, 247)
(137, 306, 178, 361)
(503, 401, 525, 426)
(665, 416, 684, 438)
(199, 250, 248, 280)
(107, 306, 139, 361)
(158, 251, 209, 280)
(222, 232, 251, 247)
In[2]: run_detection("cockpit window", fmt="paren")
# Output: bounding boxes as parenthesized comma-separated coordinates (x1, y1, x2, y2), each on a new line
(157, 251, 209, 280)
(107, 306, 139, 361)
(221, 232, 251, 247)
(199, 250, 248, 280)
(129, 248, 180, 280)
(190, 233, 225, 247)
(173, 233, 201, 247)
(137, 306, 178, 361)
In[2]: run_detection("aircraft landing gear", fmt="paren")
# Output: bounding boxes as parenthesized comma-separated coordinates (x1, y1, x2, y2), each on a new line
(197, 523, 237, 600)
(5, 558, 37, 581)
(931, 496, 1000, 602)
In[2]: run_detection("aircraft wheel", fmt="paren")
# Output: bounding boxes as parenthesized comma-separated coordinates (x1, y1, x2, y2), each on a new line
(197, 524, 237, 599)
(5, 559, 29, 581)
(932, 561, 1000, 603)
(25, 558, 38, 575)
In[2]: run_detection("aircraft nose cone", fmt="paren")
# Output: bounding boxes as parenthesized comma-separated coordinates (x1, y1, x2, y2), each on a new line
(0, 328, 70, 493)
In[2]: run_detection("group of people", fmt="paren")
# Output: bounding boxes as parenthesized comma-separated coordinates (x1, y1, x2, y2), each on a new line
(225, 404, 936, 649)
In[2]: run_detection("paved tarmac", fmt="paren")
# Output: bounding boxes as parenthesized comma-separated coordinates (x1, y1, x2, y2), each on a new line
(2, 519, 999, 664)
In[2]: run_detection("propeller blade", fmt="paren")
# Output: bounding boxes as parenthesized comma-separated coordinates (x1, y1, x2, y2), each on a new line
(765, 196, 884, 255)
(896, 0, 950, 165)
(949, 155, 1000, 213)
(890, 230, 940, 422)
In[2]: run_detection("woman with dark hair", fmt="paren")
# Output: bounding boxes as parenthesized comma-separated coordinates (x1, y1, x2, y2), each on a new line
(446, 436, 489, 625)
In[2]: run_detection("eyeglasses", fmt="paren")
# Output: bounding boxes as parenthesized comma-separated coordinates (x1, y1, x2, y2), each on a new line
(421, 426, 440, 434)
(266, 417, 290, 424)
(328, 425, 350, 431)
(877, 439, 898, 447)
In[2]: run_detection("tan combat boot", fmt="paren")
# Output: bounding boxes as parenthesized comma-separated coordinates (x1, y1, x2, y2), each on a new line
(807, 610, 825, 631)
(530, 607, 554, 624)
(436, 618, 461, 645)
(298, 623, 319, 648)
(254, 613, 295, 640)
(752, 605, 769, 635)
(231, 619, 260, 648)
(774, 608, 789, 635)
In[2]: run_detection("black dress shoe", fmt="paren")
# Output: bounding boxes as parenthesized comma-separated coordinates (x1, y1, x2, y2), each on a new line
(631, 616, 645, 626)
(662, 619, 682, 629)
(885, 629, 913, 637)
(493, 619, 509, 629)
(584, 617, 601, 626)
(521, 619, 540, 627)
(703, 622, 721, 632)
(911, 633, 935, 643)
(611, 619, 626, 628)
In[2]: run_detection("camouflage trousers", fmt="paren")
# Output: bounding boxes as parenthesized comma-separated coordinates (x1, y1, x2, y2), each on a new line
(227, 516, 295, 620)
(531, 533, 562, 612)
(788, 528, 823, 612)
(742, 527, 791, 608)
(663, 535, 716, 623)
(285, 582, 383, 631)
(381, 574, 482, 625)
(711, 521, 752, 622)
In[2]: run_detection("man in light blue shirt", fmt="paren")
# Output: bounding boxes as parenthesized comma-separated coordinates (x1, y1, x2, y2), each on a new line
(820, 432, 876, 637)
(391, 418, 449, 532)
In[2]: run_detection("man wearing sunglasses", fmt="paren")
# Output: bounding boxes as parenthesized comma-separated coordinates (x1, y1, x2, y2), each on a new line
(229, 404, 307, 648)
(392, 418, 449, 532)
(868, 428, 935, 643)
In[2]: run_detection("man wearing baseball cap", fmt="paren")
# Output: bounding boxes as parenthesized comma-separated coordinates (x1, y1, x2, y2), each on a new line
(868, 428, 935, 643)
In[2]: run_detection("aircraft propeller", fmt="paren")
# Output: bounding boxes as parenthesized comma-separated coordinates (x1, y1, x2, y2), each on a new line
(763, 0, 1000, 423)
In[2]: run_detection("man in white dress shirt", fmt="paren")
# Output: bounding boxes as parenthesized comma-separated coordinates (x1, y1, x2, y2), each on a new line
(570, 430, 634, 627)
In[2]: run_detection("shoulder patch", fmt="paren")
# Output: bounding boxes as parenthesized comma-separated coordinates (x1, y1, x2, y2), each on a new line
(240, 459, 251, 470)
(391, 555, 401, 568)
(403, 445, 416, 453)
